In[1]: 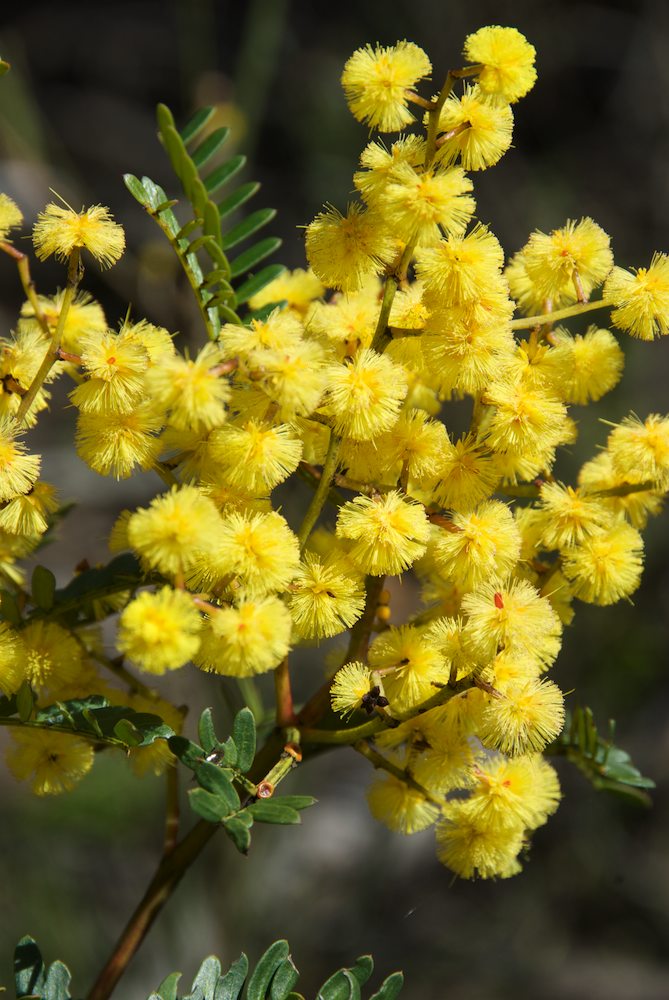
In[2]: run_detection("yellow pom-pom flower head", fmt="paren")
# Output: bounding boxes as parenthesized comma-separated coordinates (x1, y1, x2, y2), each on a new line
(521, 218, 613, 303)
(33, 202, 125, 267)
(0, 193, 23, 240)
(561, 521, 644, 605)
(127, 486, 224, 578)
(436, 804, 525, 879)
(209, 420, 302, 494)
(7, 729, 94, 795)
(604, 253, 669, 341)
(428, 500, 521, 590)
(21, 621, 83, 696)
(198, 510, 300, 598)
(464, 26, 537, 103)
(117, 587, 202, 674)
(289, 552, 365, 639)
(193, 596, 292, 676)
(368, 625, 448, 715)
(305, 203, 397, 293)
(341, 41, 432, 132)
(330, 661, 375, 718)
(479, 677, 565, 756)
(380, 163, 475, 245)
(462, 579, 562, 669)
(607, 413, 669, 487)
(367, 771, 439, 834)
(336, 491, 430, 576)
(549, 326, 624, 404)
(324, 348, 407, 441)
(435, 85, 514, 171)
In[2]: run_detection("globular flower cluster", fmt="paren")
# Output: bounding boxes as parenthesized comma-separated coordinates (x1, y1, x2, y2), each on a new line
(0, 26, 667, 884)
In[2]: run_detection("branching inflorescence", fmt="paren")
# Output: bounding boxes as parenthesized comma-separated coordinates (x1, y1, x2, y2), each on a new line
(0, 24, 666, 904)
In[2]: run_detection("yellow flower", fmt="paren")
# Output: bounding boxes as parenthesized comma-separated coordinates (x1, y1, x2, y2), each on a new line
(7, 729, 94, 795)
(336, 491, 430, 576)
(0, 622, 26, 696)
(117, 587, 202, 674)
(127, 486, 224, 578)
(289, 552, 365, 639)
(248, 267, 325, 315)
(0, 193, 23, 240)
(0, 481, 59, 536)
(429, 500, 521, 589)
(354, 135, 426, 205)
(380, 163, 475, 245)
(71, 329, 149, 415)
(146, 342, 230, 433)
(521, 218, 613, 303)
(464, 26, 537, 103)
(578, 451, 663, 530)
(604, 253, 669, 340)
(415, 224, 504, 305)
(433, 434, 500, 512)
(341, 41, 432, 132)
(193, 596, 292, 676)
(464, 754, 561, 831)
(324, 348, 407, 441)
(479, 677, 565, 756)
(607, 413, 669, 487)
(21, 621, 83, 697)
(462, 579, 562, 669)
(435, 85, 514, 171)
(21, 290, 107, 355)
(549, 326, 624, 404)
(368, 624, 448, 715)
(75, 403, 164, 479)
(330, 661, 374, 718)
(209, 420, 302, 494)
(305, 203, 397, 293)
(199, 510, 300, 597)
(561, 522, 644, 605)
(436, 804, 525, 879)
(367, 771, 439, 834)
(0, 421, 41, 502)
(536, 482, 611, 550)
(33, 203, 125, 267)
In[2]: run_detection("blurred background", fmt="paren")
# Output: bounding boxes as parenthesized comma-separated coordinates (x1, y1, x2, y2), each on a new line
(1, 0, 669, 997)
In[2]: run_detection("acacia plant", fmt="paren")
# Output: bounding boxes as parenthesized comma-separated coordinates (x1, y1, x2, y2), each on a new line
(0, 24, 664, 1000)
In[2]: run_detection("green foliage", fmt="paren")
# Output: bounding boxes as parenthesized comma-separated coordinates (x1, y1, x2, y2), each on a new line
(124, 103, 284, 340)
(169, 707, 315, 853)
(552, 706, 655, 804)
(12, 937, 404, 1000)
(0, 692, 173, 749)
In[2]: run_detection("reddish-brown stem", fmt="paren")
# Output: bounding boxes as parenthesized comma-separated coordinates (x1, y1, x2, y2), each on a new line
(163, 766, 180, 856)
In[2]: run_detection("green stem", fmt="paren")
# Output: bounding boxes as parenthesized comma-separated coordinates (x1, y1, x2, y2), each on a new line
(370, 272, 399, 352)
(14, 249, 81, 427)
(296, 431, 341, 554)
(423, 64, 482, 167)
(300, 717, 384, 745)
(510, 297, 613, 330)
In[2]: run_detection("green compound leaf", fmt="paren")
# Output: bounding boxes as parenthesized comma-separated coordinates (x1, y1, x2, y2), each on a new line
(221, 209, 277, 251)
(229, 238, 282, 280)
(246, 941, 290, 1000)
(223, 815, 253, 855)
(198, 706, 219, 754)
(194, 761, 241, 812)
(232, 707, 257, 773)
(246, 800, 301, 825)
(551, 706, 655, 804)
(369, 973, 404, 1000)
(215, 953, 249, 1000)
(180, 105, 216, 145)
(207, 156, 247, 196)
(126, 103, 283, 337)
(31, 565, 56, 612)
(188, 787, 233, 824)
(269, 957, 300, 1000)
(192, 127, 231, 169)
(14, 936, 46, 998)
(14, 938, 403, 1000)
(1, 587, 22, 625)
(217, 180, 260, 218)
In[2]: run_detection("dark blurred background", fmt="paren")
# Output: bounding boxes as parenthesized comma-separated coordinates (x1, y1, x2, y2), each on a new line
(1, 1, 669, 997)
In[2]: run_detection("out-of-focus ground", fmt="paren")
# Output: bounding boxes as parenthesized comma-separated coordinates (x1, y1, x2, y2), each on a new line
(1, 1, 669, 997)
